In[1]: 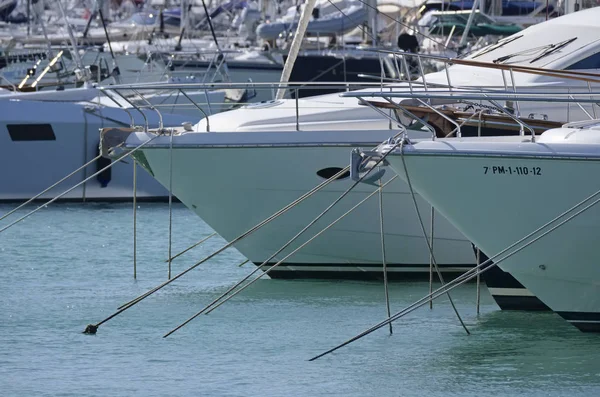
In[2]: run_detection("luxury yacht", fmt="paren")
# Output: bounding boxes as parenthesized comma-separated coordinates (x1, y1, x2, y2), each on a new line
(101, 8, 600, 280)
(384, 119, 600, 331)
(0, 97, 193, 202)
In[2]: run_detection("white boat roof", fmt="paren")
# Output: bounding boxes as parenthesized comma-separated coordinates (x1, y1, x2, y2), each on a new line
(467, 8, 600, 70)
(423, 7, 600, 86)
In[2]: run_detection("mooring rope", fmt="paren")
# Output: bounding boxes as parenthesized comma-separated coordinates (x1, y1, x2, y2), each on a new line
(399, 140, 470, 335)
(164, 232, 217, 263)
(163, 175, 400, 338)
(167, 129, 174, 280)
(378, 175, 393, 335)
(161, 131, 410, 336)
(310, 148, 600, 361)
(133, 160, 138, 279)
(0, 153, 103, 223)
(429, 206, 434, 309)
(84, 166, 351, 334)
(0, 138, 157, 234)
(160, 137, 407, 337)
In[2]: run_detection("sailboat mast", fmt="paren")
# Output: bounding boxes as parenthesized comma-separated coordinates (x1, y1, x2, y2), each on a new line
(55, 0, 85, 71)
(367, 0, 378, 46)
(275, 0, 317, 100)
(26, 0, 30, 36)
(459, 0, 480, 47)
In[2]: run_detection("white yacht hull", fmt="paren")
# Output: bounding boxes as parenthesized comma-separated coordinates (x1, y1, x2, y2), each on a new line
(386, 140, 600, 331)
(126, 130, 475, 279)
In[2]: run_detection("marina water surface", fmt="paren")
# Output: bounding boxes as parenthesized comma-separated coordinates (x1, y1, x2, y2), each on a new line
(1, 203, 599, 396)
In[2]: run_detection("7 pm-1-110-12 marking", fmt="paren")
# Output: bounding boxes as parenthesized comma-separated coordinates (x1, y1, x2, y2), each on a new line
(484, 166, 542, 175)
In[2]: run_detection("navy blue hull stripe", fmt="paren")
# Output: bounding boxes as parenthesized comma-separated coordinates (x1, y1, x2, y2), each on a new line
(256, 263, 472, 282)
(257, 262, 472, 270)
(568, 322, 600, 333)
(556, 312, 600, 333)
(491, 295, 550, 311)
(473, 246, 549, 311)
(481, 264, 526, 289)
(556, 311, 600, 322)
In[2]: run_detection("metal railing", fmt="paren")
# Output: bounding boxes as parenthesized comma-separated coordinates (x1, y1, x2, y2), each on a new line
(88, 50, 600, 139)
(95, 54, 600, 137)
(342, 89, 600, 142)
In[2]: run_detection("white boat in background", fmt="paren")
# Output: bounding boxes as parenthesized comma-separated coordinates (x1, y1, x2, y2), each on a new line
(256, 0, 368, 41)
(0, 73, 240, 201)
(0, 96, 194, 202)
(384, 120, 600, 332)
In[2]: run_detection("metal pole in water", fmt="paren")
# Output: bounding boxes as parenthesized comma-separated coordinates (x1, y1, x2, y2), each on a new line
(167, 131, 174, 280)
(429, 206, 434, 309)
(163, 175, 400, 338)
(476, 248, 481, 315)
(378, 177, 393, 335)
(133, 160, 138, 280)
(84, 166, 351, 334)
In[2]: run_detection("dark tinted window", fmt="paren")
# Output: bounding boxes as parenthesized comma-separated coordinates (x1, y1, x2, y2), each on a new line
(566, 52, 600, 70)
(7, 124, 56, 141)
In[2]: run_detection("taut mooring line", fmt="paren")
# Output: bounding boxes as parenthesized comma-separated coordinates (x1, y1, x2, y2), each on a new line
(133, 160, 138, 279)
(163, 175, 399, 338)
(162, 135, 411, 337)
(309, 161, 600, 361)
(84, 166, 350, 334)
(0, 139, 156, 235)
(378, 175, 393, 335)
(429, 206, 434, 309)
(399, 142, 470, 336)
(0, 153, 103, 222)
(167, 129, 174, 280)
(164, 232, 217, 263)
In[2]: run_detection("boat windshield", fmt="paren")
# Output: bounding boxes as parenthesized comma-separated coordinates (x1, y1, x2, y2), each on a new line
(492, 37, 577, 64)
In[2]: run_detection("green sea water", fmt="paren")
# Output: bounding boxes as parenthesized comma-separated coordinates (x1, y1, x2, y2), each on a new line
(1, 203, 599, 396)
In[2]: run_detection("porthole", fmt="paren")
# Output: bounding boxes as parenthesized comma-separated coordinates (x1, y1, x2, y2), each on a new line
(316, 167, 350, 180)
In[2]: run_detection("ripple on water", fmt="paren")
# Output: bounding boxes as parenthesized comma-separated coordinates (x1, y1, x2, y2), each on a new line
(0, 203, 599, 396)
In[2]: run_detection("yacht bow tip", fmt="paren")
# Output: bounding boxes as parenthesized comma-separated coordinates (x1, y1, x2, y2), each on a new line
(100, 127, 137, 159)
(83, 324, 98, 335)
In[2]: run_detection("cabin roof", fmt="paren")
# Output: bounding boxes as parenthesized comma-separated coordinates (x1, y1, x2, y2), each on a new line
(466, 8, 600, 70)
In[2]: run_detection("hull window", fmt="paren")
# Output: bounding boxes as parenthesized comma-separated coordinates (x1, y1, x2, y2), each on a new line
(7, 124, 56, 141)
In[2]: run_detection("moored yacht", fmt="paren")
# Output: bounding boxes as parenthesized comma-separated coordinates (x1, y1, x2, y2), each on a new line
(101, 8, 600, 279)
(384, 120, 600, 331)
(0, 97, 192, 202)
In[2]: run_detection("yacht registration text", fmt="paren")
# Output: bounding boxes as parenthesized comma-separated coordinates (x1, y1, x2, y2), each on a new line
(483, 166, 542, 176)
